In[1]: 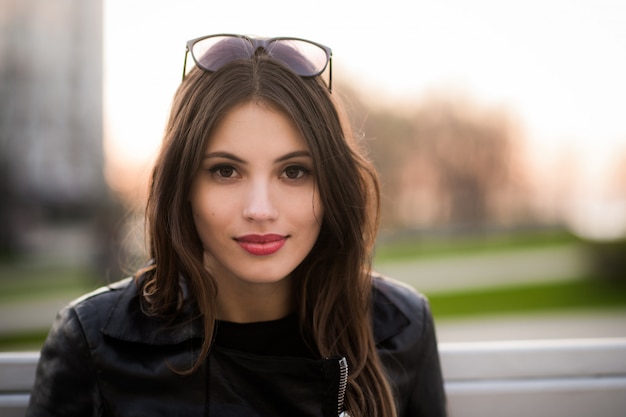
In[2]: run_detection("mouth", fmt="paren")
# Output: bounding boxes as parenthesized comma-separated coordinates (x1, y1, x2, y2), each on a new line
(235, 234, 288, 256)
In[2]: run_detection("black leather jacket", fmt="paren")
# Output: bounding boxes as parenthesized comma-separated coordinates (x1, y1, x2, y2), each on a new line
(27, 275, 446, 416)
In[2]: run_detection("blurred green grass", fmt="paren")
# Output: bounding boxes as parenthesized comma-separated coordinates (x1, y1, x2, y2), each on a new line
(427, 278, 626, 318)
(374, 229, 580, 263)
(0, 263, 98, 303)
(0, 331, 49, 352)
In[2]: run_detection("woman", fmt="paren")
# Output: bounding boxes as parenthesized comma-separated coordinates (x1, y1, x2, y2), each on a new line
(27, 34, 446, 417)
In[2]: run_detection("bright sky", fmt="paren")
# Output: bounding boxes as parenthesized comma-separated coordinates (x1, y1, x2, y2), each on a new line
(103, 0, 626, 237)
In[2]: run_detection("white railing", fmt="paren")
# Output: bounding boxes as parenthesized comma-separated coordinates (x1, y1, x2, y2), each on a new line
(2, 338, 625, 417)
(0, 351, 38, 417)
(440, 338, 626, 417)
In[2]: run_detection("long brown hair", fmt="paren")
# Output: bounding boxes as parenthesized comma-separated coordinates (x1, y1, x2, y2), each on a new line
(140, 53, 396, 417)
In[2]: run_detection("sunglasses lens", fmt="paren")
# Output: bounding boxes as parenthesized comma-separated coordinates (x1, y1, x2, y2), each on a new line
(187, 35, 331, 83)
(191, 36, 254, 72)
(267, 39, 330, 77)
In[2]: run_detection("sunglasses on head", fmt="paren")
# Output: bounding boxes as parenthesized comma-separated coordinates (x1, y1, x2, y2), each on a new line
(182, 34, 333, 90)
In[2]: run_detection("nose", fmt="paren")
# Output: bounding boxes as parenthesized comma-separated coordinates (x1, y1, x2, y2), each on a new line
(242, 179, 278, 222)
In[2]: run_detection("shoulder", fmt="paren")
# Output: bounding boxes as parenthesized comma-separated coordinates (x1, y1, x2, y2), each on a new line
(372, 274, 428, 313)
(65, 277, 134, 323)
(44, 278, 134, 345)
(61, 275, 202, 345)
(69, 277, 134, 307)
(371, 273, 433, 346)
(34, 278, 135, 380)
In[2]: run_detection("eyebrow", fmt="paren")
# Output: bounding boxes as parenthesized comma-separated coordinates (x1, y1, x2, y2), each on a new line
(203, 150, 312, 163)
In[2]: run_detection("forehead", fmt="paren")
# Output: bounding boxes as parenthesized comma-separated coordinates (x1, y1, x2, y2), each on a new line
(205, 101, 309, 155)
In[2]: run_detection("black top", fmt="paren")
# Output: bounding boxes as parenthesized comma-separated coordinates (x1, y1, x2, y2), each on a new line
(214, 314, 316, 358)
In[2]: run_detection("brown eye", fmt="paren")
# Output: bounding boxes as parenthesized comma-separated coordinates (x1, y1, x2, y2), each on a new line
(209, 165, 237, 178)
(283, 165, 310, 180)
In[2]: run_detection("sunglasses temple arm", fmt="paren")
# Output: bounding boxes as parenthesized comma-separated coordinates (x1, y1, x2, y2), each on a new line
(182, 49, 189, 81)
(328, 57, 333, 92)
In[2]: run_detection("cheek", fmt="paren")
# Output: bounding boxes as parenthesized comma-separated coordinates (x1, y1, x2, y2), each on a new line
(191, 182, 226, 218)
(291, 191, 323, 234)
(191, 207, 229, 252)
(190, 193, 225, 235)
(193, 203, 226, 227)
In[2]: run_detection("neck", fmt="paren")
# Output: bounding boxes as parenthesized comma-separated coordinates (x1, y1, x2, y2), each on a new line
(214, 276, 294, 323)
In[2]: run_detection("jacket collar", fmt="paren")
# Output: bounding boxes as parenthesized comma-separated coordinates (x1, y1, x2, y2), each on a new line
(101, 278, 203, 345)
(371, 275, 411, 344)
(101, 276, 410, 346)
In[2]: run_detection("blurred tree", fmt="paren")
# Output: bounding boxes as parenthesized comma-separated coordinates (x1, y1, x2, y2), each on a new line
(339, 85, 528, 231)
(410, 96, 524, 228)
(337, 86, 414, 229)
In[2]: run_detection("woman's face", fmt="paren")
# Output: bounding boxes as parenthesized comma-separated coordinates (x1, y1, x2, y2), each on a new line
(189, 101, 323, 290)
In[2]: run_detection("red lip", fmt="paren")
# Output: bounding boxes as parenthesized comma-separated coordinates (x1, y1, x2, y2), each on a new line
(235, 234, 287, 256)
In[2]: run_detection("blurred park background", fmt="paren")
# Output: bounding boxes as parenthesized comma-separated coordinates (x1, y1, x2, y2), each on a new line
(1, 0, 625, 351)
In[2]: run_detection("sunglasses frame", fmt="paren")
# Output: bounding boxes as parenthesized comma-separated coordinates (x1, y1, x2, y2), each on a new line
(182, 34, 333, 91)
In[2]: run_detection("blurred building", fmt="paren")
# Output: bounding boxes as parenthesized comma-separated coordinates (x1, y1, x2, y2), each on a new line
(0, 0, 108, 263)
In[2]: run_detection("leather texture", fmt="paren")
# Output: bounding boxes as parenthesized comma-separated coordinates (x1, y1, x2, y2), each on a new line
(26, 275, 446, 416)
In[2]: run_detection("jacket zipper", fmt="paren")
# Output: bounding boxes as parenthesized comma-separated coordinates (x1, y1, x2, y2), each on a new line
(337, 356, 348, 416)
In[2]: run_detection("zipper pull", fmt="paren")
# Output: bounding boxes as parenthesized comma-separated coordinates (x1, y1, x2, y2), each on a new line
(337, 356, 348, 416)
